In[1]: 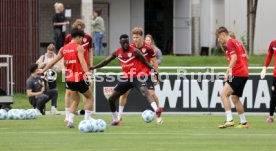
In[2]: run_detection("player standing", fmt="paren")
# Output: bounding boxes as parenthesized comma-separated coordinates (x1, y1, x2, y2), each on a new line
(90, 34, 160, 126)
(39, 28, 93, 128)
(63, 19, 93, 122)
(216, 26, 249, 128)
(118, 27, 163, 124)
(260, 40, 276, 123)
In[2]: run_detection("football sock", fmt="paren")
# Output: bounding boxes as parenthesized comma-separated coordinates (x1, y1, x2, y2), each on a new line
(51, 106, 56, 112)
(151, 102, 158, 112)
(65, 108, 70, 120)
(239, 113, 247, 124)
(118, 106, 124, 116)
(84, 110, 91, 120)
(68, 113, 75, 124)
(226, 110, 233, 122)
(112, 112, 118, 121)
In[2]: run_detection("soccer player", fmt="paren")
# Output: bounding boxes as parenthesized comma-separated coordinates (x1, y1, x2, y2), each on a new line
(216, 26, 249, 128)
(90, 34, 160, 126)
(38, 28, 93, 128)
(260, 40, 276, 123)
(118, 27, 163, 124)
(62, 19, 93, 122)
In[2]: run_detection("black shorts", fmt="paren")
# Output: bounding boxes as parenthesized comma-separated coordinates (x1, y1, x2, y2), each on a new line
(146, 76, 155, 90)
(66, 80, 89, 93)
(114, 77, 147, 94)
(227, 76, 248, 97)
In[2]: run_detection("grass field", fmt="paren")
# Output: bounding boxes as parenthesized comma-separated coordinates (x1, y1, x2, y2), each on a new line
(0, 114, 276, 151)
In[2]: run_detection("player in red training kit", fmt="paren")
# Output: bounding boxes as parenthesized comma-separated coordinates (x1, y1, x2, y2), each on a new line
(118, 27, 163, 124)
(63, 19, 93, 122)
(260, 40, 276, 123)
(39, 28, 93, 128)
(216, 26, 249, 129)
(90, 34, 160, 126)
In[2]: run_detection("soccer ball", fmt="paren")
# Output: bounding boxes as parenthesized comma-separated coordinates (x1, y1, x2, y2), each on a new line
(142, 110, 155, 123)
(78, 120, 93, 133)
(7, 109, 17, 119)
(0, 109, 8, 120)
(25, 109, 37, 119)
(96, 119, 107, 132)
(90, 119, 99, 132)
(17, 109, 26, 120)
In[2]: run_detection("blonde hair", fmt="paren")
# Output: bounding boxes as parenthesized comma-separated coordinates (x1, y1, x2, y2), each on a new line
(47, 44, 55, 51)
(72, 19, 85, 29)
(131, 27, 143, 36)
(54, 2, 64, 11)
(145, 34, 156, 46)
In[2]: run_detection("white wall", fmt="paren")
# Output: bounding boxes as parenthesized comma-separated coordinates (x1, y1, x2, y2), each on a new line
(94, 0, 131, 53)
(224, 0, 247, 45)
(254, 0, 276, 54)
(200, 0, 212, 48)
(130, 0, 144, 31)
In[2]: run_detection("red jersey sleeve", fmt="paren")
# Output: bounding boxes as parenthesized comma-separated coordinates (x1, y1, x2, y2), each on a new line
(147, 45, 156, 58)
(226, 40, 237, 55)
(87, 35, 92, 49)
(64, 35, 71, 45)
(264, 41, 275, 67)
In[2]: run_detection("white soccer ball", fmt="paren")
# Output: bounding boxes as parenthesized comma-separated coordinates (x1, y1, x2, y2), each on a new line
(0, 109, 8, 120)
(17, 109, 26, 120)
(7, 109, 17, 119)
(142, 110, 155, 123)
(96, 119, 107, 132)
(78, 120, 93, 133)
(25, 109, 37, 119)
(90, 119, 99, 132)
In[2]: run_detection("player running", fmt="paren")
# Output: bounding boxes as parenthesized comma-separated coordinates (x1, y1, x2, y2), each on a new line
(216, 26, 249, 129)
(62, 19, 93, 122)
(118, 27, 163, 124)
(38, 28, 94, 128)
(89, 34, 161, 126)
(260, 40, 276, 123)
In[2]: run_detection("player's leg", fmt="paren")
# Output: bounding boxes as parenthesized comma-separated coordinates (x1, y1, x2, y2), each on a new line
(218, 82, 235, 128)
(231, 95, 249, 128)
(267, 78, 276, 123)
(134, 77, 158, 113)
(81, 87, 94, 120)
(67, 90, 80, 128)
(146, 76, 163, 123)
(64, 89, 72, 122)
(149, 90, 163, 124)
(118, 89, 131, 120)
(108, 81, 131, 126)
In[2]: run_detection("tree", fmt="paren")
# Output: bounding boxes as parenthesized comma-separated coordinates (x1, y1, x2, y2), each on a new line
(247, 0, 258, 55)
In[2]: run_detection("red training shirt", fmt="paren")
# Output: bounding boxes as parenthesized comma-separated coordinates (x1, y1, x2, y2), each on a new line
(130, 43, 155, 76)
(264, 40, 276, 77)
(225, 39, 248, 77)
(116, 46, 148, 78)
(61, 42, 85, 82)
(64, 33, 92, 63)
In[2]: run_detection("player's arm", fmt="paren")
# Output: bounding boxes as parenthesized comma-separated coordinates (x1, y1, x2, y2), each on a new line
(261, 42, 274, 79)
(90, 51, 116, 70)
(226, 53, 237, 78)
(134, 49, 155, 71)
(151, 57, 158, 72)
(39, 51, 63, 74)
(89, 48, 93, 67)
(77, 45, 89, 72)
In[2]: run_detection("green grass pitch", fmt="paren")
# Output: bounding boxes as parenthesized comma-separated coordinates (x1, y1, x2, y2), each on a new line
(0, 114, 276, 151)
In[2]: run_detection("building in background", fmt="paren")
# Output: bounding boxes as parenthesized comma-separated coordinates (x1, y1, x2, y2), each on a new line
(2, 0, 276, 92)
